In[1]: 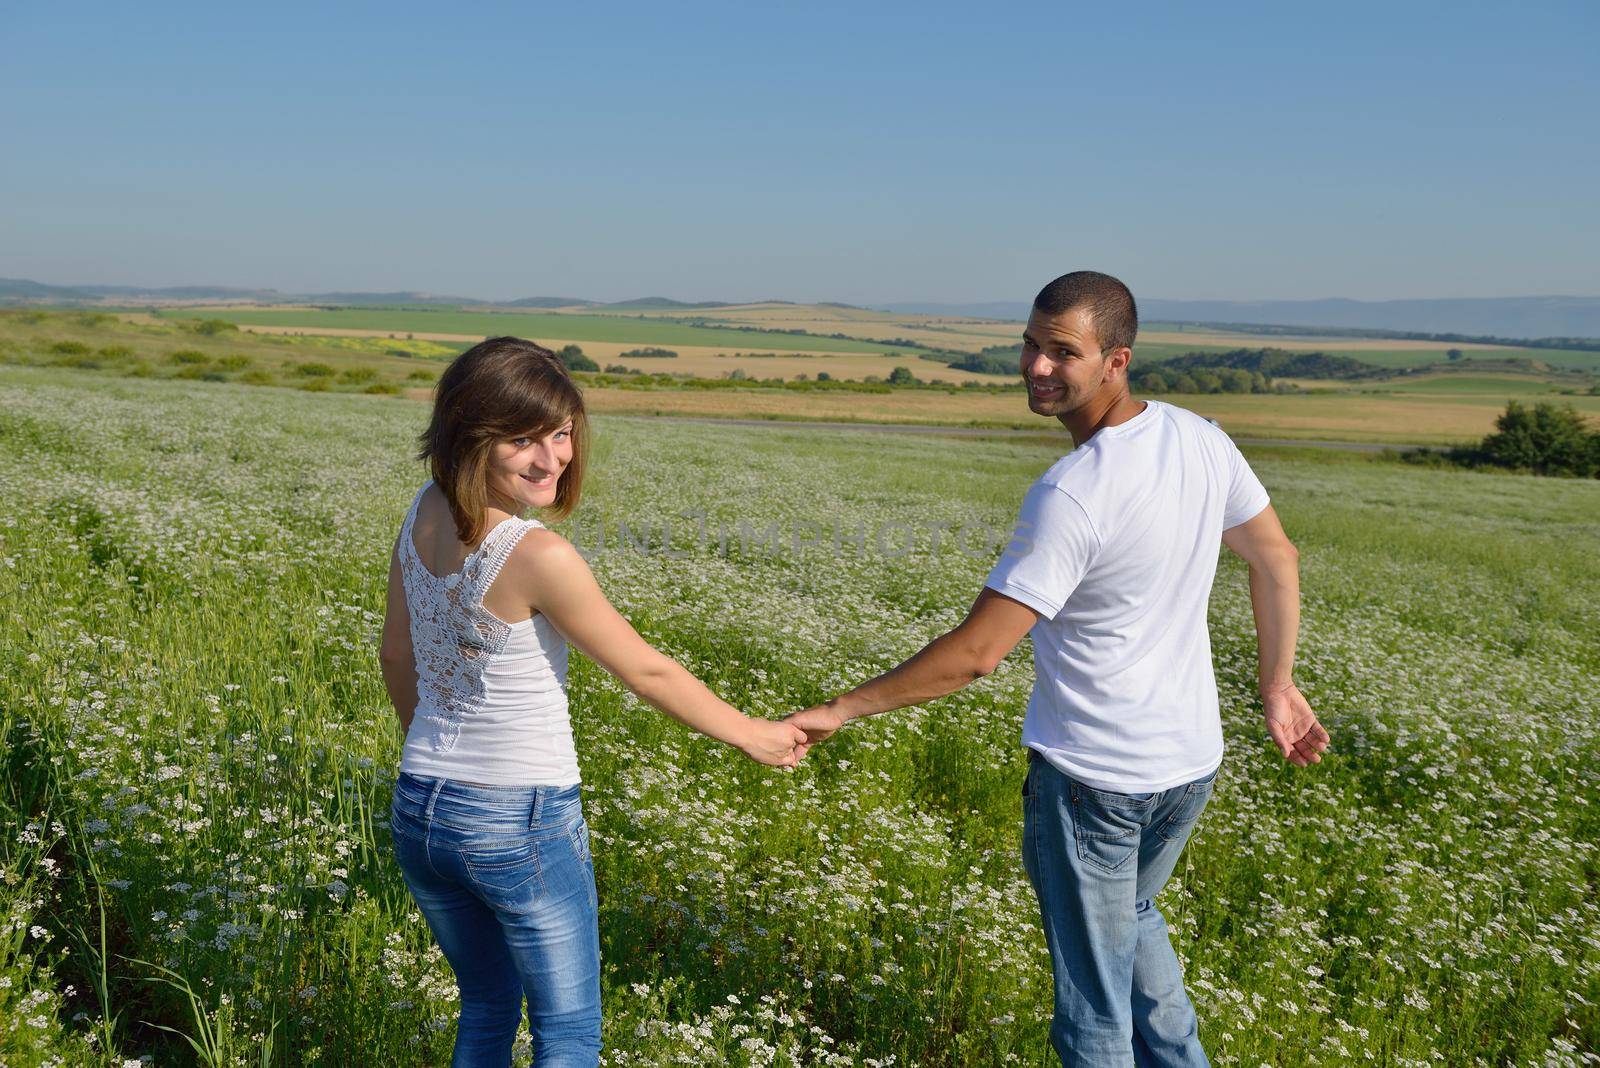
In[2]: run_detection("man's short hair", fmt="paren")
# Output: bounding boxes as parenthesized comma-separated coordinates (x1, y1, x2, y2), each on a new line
(1033, 271, 1138, 354)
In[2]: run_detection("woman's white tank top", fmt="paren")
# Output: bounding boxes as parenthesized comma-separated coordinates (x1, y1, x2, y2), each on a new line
(396, 483, 580, 785)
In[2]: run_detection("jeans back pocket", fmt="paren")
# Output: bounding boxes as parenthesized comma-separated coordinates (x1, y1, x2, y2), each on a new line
(462, 839, 544, 907)
(1070, 784, 1152, 873)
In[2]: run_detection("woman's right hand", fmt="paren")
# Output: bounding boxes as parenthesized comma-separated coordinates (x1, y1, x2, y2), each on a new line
(738, 718, 809, 768)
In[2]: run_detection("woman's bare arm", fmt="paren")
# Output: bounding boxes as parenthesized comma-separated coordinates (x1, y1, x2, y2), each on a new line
(378, 540, 420, 734)
(511, 531, 804, 766)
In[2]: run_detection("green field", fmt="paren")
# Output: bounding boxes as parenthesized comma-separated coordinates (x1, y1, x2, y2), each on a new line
(1, 365, 1596, 1065)
(6, 311, 1598, 449)
(1132, 340, 1600, 371)
(1365, 372, 1586, 395)
(158, 308, 901, 355)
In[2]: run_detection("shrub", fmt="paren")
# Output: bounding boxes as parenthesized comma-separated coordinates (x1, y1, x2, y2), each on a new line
(952, 352, 1016, 375)
(299, 377, 331, 391)
(339, 367, 378, 384)
(189, 318, 239, 336)
(557, 345, 599, 372)
(123, 361, 154, 378)
(363, 382, 401, 395)
(49, 340, 92, 355)
(240, 370, 276, 386)
(887, 367, 917, 386)
(405, 369, 436, 382)
(98, 345, 136, 359)
(294, 362, 336, 377)
(620, 347, 678, 359)
(168, 349, 210, 365)
(216, 355, 254, 371)
(1478, 401, 1598, 477)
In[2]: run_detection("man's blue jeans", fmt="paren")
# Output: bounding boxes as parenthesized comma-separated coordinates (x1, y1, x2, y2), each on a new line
(391, 773, 602, 1067)
(1022, 751, 1214, 1068)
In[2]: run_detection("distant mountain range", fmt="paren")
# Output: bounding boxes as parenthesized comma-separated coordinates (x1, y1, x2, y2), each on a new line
(0, 279, 786, 314)
(4, 277, 1598, 340)
(877, 296, 1600, 339)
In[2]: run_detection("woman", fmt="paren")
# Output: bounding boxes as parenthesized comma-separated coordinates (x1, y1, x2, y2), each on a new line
(379, 336, 805, 1066)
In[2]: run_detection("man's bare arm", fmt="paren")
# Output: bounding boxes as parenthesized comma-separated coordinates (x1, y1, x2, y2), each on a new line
(786, 588, 1040, 749)
(1222, 506, 1329, 766)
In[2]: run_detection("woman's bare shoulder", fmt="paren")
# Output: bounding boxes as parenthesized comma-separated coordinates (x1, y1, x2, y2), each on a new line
(507, 526, 584, 574)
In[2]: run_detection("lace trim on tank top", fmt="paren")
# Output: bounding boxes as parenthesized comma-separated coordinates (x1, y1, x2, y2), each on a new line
(399, 483, 542, 754)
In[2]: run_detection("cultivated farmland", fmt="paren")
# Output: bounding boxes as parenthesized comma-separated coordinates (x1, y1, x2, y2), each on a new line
(5, 311, 1598, 446)
(0, 365, 1596, 1065)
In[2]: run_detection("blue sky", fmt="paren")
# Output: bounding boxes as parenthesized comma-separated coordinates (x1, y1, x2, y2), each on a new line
(3, 1, 1596, 303)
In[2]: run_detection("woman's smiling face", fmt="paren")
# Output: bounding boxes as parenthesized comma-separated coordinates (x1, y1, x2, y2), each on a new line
(485, 421, 574, 515)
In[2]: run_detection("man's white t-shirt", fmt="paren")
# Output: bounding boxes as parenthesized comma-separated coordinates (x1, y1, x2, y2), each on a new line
(985, 400, 1270, 793)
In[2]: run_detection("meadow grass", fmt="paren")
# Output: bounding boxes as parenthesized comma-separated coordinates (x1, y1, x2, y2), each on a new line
(0, 366, 1596, 1066)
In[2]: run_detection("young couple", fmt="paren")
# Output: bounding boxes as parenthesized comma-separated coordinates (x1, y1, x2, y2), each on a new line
(379, 270, 1329, 1067)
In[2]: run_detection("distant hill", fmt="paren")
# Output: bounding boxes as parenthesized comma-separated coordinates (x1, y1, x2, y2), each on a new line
(7, 275, 1598, 339)
(0, 278, 483, 306)
(601, 297, 728, 310)
(876, 296, 1600, 338)
(501, 296, 596, 308)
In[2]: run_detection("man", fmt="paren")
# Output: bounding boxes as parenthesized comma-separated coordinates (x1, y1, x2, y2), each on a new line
(787, 271, 1328, 1067)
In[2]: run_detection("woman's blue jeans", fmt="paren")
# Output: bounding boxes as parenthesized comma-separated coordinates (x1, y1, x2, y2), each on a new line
(390, 773, 602, 1067)
(1022, 751, 1215, 1068)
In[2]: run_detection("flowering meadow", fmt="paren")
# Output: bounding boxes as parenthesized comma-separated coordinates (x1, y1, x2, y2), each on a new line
(0, 364, 1596, 1066)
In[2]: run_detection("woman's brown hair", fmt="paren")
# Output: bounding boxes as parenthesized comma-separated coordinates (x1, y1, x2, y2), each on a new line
(417, 336, 588, 544)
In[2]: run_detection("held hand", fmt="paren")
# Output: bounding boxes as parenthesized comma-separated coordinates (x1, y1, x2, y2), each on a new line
(1262, 683, 1330, 767)
(784, 704, 850, 760)
(738, 717, 810, 768)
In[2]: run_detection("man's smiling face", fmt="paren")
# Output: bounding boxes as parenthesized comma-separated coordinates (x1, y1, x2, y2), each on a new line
(1019, 305, 1123, 419)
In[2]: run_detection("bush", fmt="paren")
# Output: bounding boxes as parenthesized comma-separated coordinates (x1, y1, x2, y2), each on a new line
(619, 347, 678, 359)
(299, 377, 331, 391)
(175, 365, 224, 381)
(216, 355, 254, 371)
(1478, 401, 1598, 477)
(168, 349, 209, 365)
(49, 341, 92, 355)
(1218, 369, 1255, 394)
(363, 382, 401, 395)
(952, 352, 1016, 375)
(294, 362, 336, 377)
(557, 345, 599, 372)
(189, 318, 239, 335)
(887, 367, 917, 386)
(240, 370, 276, 385)
(123, 361, 155, 378)
(98, 345, 136, 359)
(339, 367, 378, 384)
(405, 369, 436, 382)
